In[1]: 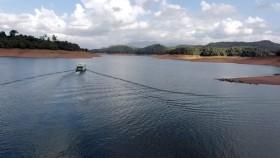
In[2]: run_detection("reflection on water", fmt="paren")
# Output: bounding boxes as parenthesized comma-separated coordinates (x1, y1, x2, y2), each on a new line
(0, 56, 280, 157)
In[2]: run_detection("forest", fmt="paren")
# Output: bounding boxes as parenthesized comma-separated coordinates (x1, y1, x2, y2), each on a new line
(91, 41, 280, 57)
(0, 30, 85, 51)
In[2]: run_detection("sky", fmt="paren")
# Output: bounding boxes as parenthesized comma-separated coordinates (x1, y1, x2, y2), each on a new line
(0, 0, 280, 48)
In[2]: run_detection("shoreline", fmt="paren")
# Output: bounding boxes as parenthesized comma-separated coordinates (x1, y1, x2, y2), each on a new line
(0, 49, 96, 58)
(151, 54, 280, 67)
(152, 54, 280, 86)
(216, 75, 280, 86)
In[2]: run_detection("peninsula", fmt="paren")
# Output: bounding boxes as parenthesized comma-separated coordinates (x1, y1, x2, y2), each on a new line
(0, 30, 95, 58)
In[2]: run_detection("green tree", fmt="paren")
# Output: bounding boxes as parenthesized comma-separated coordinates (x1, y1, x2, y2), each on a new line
(52, 35, 57, 41)
(40, 34, 47, 40)
(166, 47, 194, 55)
(200, 47, 218, 56)
(0, 31, 6, 37)
(9, 30, 19, 37)
(0, 29, 83, 51)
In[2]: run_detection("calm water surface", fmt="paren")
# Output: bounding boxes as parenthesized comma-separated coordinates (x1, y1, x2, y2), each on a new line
(0, 56, 280, 157)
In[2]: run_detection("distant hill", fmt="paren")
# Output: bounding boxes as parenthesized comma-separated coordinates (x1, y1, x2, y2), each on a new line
(136, 44, 167, 55)
(91, 44, 168, 55)
(90, 40, 280, 56)
(207, 40, 280, 52)
(104, 45, 135, 54)
(90, 45, 136, 54)
(126, 41, 159, 48)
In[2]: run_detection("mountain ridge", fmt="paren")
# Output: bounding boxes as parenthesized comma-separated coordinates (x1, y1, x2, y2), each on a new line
(90, 40, 280, 56)
(207, 40, 280, 52)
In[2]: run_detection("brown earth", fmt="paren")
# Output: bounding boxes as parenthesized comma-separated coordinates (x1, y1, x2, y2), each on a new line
(152, 55, 280, 86)
(216, 75, 280, 86)
(0, 49, 96, 58)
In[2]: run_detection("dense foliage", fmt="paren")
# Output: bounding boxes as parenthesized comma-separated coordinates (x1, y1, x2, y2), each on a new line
(166, 47, 194, 55)
(200, 47, 222, 56)
(103, 45, 135, 54)
(0, 30, 84, 51)
(90, 44, 167, 55)
(238, 47, 272, 57)
(90, 40, 280, 57)
(207, 40, 280, 53)
(199, 47, 273, 57)
(136, 44, 167, 55)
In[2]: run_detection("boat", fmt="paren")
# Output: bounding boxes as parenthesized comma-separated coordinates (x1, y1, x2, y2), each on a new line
(76, 63, 86, 72)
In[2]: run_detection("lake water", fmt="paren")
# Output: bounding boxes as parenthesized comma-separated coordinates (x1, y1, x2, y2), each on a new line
(0, 55, 280, 158)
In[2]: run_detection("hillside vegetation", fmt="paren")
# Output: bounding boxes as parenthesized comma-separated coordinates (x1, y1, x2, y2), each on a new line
(0, 30, 86, 51)
(91, 41, 280, 57)
(136, 44, 167, 55)
(91, 45, 135, 54)
(207, 40, 280, 52)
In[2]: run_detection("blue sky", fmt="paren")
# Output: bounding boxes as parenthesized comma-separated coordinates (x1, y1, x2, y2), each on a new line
(0, 0, 280, 48)
(0, 0, 78, 14)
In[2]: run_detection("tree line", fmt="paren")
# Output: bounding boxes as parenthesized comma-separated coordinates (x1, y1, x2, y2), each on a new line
(91, 44, 279, 57)
(0, 30, 86, 51)
(166, 46, 274, 57)
(207, 40, 280, 52)
(198, 46, 273, 57)
(91, 44, 168, 55)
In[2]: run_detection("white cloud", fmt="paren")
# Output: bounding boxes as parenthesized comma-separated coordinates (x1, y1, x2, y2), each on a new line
(0, 0, 279, 48)
(246, 16, 264, 24)
(120, 21, 149, 30)
(200, 1, 236, 16)
(243, 28, 254, 35)
(81, 0, 145, 24)
(136, 0, 160, 10)
(245, 16, 267, 28)
(70, 4, 91, 30)
(0, 7, 65, 34)
(206, 18, 254, 38)
(220, 18, 244, 35)
(33, 7, 66, 32)
(271, 3, 280, 11)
